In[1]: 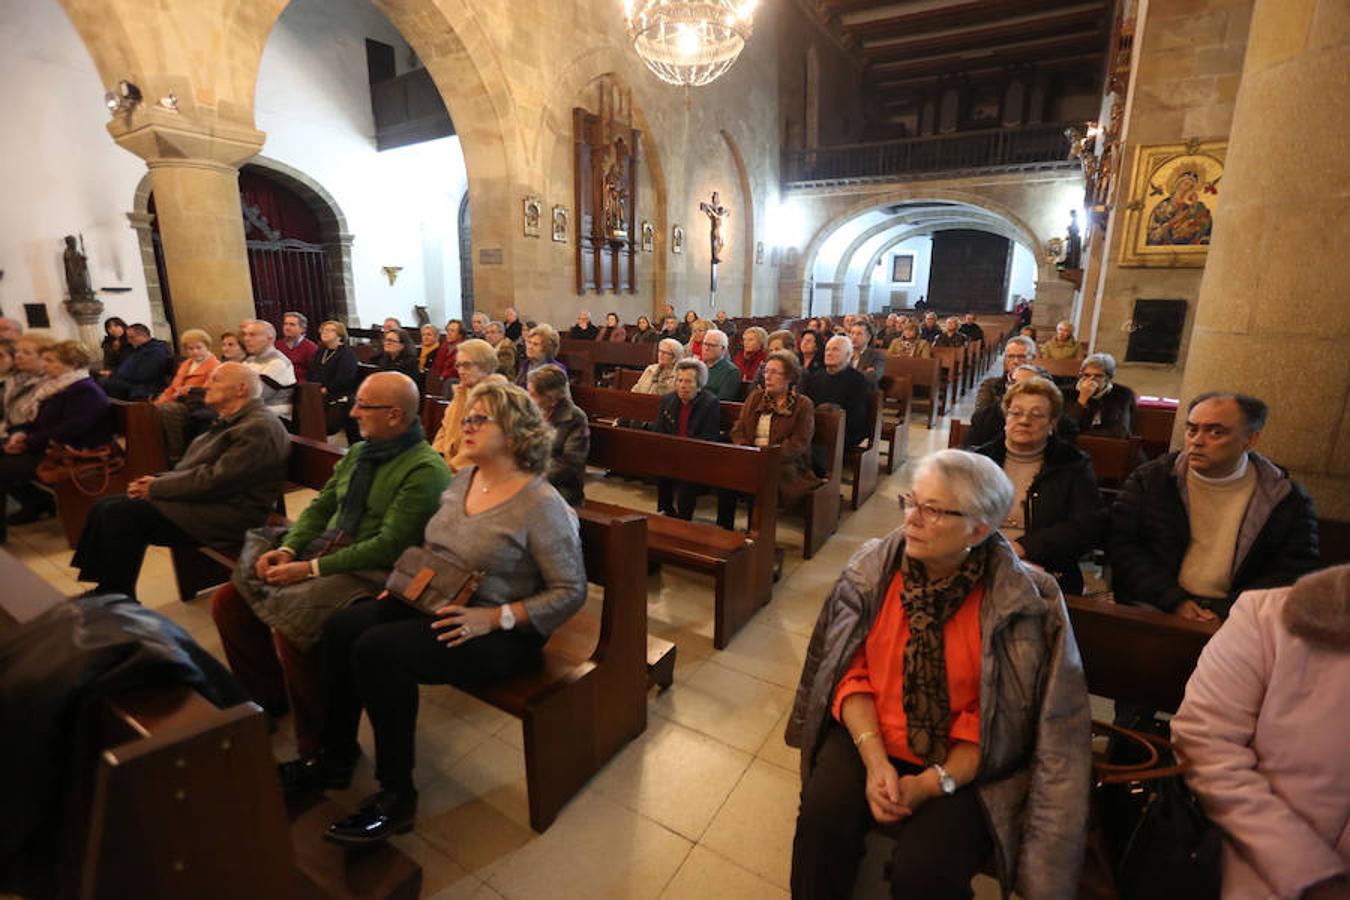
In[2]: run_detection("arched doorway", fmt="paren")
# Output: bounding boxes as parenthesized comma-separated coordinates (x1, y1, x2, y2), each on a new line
(458, 191, 474, 321)
(140, 161, 354, 341)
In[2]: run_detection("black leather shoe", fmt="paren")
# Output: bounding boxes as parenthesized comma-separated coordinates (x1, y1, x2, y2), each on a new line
(6, 502, 55, 526)
(324, 789, 417, 846)
(277, 751, 356, 798)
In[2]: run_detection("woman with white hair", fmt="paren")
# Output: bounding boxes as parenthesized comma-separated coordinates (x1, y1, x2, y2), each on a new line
(787, 449, 1091, 900)
(631, 338, 685, 395)
(1063, 352, 1137, 439)
(1040, 320, 1081, 360)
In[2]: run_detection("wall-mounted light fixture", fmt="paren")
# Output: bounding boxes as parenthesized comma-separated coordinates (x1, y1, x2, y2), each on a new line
(157, 93, 179, 112)
(104, 80, 142, 115)
(382, 266, 403, 285)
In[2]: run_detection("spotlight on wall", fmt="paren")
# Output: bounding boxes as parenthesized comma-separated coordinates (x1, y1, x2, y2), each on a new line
(382, 266, 403, 286)
(104, 80, 142, 115)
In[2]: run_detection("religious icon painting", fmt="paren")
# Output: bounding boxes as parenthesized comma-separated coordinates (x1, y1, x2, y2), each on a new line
(672, 225, 685, 255)
(1118, 140, 1226, 267)
(641, 221, 654, 252)
(552, 205, 568, 243)
(523, 196, 542, 238)
(755, 241, 765, 265)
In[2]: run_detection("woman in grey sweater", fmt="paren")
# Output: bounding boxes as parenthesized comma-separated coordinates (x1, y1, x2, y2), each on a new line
(289, 380, 587, 846)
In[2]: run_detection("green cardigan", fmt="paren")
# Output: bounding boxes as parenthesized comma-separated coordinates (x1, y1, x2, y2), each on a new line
(282, 439, 451, 576)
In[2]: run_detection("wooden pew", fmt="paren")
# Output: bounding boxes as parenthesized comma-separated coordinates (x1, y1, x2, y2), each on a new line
(948, 420, 1142, 496)
(570, 386, 845, 560)
(884, 356, 941, 428)
(613, 368, 642, 391)
(880, 374, 912, 475)
(1036, 356, 1084, 379)
(1133, 404, 1175, 459)
(474, 508, 652, 830)
(290, 381, 327, 442)
(1065, 594, 1217, 713)
(584, 422, 780, 649)
(0, 548, 422, 900)
(49, 399, 169, 549)
(559, 338, 656, 379)
(162, 440, 657, 832)
(933, 346, 964, 411)
(843, 390, 884, 510)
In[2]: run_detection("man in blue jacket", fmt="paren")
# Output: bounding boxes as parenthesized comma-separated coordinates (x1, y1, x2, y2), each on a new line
(102, 323, 171, 400)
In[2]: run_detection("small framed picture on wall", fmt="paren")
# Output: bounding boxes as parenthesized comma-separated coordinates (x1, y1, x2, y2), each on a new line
(891, 254, 914, 283)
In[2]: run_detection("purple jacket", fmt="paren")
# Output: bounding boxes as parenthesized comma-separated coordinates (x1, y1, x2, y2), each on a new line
(18, 377, 112, 453)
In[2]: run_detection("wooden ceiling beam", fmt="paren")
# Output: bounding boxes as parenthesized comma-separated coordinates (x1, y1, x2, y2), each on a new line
(870, 52, 1104, 98)
(858, 7, 1108, 62)
(841, 0, 1095, 41)
(867, 32, 1107, 79)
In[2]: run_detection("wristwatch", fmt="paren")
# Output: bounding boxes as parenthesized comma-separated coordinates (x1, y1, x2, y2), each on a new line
(932, 763, 956, 796)
(498, 604, 516, 631)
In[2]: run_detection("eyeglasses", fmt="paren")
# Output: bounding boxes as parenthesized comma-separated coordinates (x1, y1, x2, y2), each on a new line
(898, 492, 967, 524)
(1006, 408, 1050, 422)
(461, 414, 497, 432)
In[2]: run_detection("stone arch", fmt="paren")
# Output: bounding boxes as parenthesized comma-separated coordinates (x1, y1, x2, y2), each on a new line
(798, 187, 1049, 314)
(128, 155, 358, 332)
(720, 129, 755, 316)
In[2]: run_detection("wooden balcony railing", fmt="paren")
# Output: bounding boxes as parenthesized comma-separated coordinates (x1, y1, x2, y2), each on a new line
(784, 123, 1074, 184)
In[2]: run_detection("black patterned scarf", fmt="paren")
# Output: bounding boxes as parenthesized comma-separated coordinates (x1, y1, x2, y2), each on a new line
(334, 419, 426, 537)
(899, 541, 989, 764)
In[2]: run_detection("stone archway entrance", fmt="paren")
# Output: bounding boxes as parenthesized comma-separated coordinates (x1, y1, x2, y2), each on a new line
(130, 157, 356, 342)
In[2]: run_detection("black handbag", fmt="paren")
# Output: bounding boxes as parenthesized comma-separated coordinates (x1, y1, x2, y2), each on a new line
(1091, 721, 1222, 900)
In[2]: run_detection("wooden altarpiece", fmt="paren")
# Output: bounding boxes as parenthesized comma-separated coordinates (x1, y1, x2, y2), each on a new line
(574, 86, 640, 294)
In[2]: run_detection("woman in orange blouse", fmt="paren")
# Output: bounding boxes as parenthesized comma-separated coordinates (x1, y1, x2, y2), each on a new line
(155, 329, 219, 404)
(787, 449, 1091, 900)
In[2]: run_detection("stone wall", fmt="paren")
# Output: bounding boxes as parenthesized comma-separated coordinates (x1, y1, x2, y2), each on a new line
(1081, 0, 1254, 395)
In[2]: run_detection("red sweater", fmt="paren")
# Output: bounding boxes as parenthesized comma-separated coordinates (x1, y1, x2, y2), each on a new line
(275, 337, 318, 382)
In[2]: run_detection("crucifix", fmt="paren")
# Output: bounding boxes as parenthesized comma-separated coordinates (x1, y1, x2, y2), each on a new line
(698, 191, 729, 300)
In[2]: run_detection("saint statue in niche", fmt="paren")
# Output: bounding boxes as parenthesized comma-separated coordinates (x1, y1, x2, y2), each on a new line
(698, 191, 729, 265)
(63, 234, 94, 300)
(1146, 167, 1215, 246)
(599, 137, 630, 239)
(1062, 210, 1082, 269)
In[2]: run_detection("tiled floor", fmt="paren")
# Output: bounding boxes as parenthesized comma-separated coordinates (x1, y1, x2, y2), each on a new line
(5, 380, 1010, 899)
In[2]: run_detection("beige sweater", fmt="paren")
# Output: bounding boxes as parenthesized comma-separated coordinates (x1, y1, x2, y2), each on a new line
(1179, 461, 1258, 599)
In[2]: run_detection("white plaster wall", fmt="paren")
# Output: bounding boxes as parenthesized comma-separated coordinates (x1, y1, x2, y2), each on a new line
(255, 0, 469, 328)
(1007, 242, 1037, 309)
(0, 0, 152, 339)
(882, 236, 933, 310)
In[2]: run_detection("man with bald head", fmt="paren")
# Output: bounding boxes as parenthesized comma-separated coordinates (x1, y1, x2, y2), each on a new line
(0, 317, 22, 342)
(803, 334, 870, 451)
(71, 362, 291, 600)
(211, 371, 450, 783)
(241, 319, 297, 421)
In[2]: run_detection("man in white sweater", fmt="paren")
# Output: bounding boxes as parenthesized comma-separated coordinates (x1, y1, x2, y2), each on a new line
(240, 319, 297, 422)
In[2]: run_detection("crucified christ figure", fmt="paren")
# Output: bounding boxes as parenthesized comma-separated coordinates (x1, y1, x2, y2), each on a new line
(699, 191, 729, 265)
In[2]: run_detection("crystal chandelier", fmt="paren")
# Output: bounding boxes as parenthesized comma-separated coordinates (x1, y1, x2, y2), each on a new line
(624, 0, 757, 88)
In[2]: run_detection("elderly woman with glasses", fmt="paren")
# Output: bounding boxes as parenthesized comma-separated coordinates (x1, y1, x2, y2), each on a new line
(970, 376, 1104, 595)
(302, 379, 587, 846)
(632, 338, 685, 395)
(430, 339, 501, 471)
(654, 358, 721, 519)
(1063, 352, 1136, 439)
(787, 449, 1090, 900)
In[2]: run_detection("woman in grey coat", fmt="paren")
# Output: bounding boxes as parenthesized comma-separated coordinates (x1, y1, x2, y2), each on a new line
(787, 449, 1091, 900)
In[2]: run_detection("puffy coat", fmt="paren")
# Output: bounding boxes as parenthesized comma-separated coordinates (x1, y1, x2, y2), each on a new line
(1108, 451, 1319, 615)
(786, 529, 1091, 899)
(972, 435, 1105, 595)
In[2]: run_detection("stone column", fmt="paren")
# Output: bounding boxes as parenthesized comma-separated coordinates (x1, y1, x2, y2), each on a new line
(1032, 278, 1075, 329)
(1177, 0, 1350, 517)
(109, 111, 264, 341)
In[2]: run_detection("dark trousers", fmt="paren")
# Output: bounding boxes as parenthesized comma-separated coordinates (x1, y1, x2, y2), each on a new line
(791, 724, 993, 900)
(0, 452, 44, 542)
(319, 598, 544, 794)
(657, 479, 701, 519)
(210, 583, 324, 755)
(715, 491, 754, 531)
(69, 495, 197, 599)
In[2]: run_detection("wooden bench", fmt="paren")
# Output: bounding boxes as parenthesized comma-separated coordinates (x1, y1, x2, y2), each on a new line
(880, 374, 912, 475)
(584, 422, 779, 649)
(0, 548, 422, 900)
(162, 439, 658, 832)
(1133, 404, 1175, 459)
(884, 356, 941, 428)
(613, 368, 642, 391)
(843, 390, 884, 510)
(571, 385, 845, 560)
(934, 346, 965, 411)
(947, 420, 1143, 498)
(49, 399, 169, 549)
(290, 381, 327, 442)
(1065, 594, 1217, 713)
